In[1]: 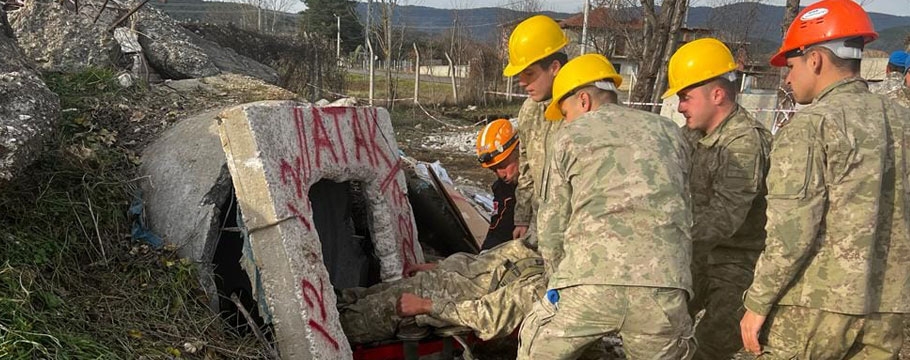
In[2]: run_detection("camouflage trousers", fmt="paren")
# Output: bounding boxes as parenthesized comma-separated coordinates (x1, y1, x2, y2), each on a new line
(517, 285, 695, 360)
(757, 305, 906, 359)
(338, 262, 492, 344)
(688, 261, 754, 360)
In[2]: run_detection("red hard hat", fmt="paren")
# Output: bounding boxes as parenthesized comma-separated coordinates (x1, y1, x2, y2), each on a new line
(770, 0, 878, 67)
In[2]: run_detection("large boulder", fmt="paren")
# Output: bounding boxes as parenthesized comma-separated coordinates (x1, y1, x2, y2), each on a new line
(7, 0, 278, 83)
(138, 6, 278, 82)
(0, 16, 60, 181)
(7, 0, 117, 72)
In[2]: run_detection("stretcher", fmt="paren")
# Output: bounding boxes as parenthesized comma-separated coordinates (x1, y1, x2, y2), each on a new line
(352, 333, 479, 360)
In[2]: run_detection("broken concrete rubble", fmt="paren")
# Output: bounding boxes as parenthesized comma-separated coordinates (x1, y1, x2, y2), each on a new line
(218, 102, 423, 359)
(7, 0, 278, 83)
(0, 16, 59, 181)
(137, 6, 278, 82)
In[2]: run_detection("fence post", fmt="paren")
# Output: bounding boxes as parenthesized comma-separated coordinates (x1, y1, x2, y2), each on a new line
(367, 39, 375, 106)
(413, 43, 420, 105)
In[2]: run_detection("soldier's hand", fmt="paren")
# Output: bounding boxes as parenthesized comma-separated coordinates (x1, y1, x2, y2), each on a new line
(397, 293, 432, 317)
(512, 225, 528, 239)
(740, 309, 767, 355)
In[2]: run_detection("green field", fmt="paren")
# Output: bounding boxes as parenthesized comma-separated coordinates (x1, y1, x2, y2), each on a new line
(345, 72, 463, 105)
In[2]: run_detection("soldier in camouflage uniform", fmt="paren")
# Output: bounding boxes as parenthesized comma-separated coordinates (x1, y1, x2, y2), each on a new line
(662, 38, 772, 359)
(338, 238, 545, 344)
(517, 53, 694, 360)
(869, 50, 906, 95)
(502, 15, 568, 242)
(740, 1, 910, 357)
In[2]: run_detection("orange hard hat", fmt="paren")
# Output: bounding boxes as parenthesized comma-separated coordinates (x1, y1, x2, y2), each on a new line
(476, 119, 518, 168)
(770, 0, 877, 67)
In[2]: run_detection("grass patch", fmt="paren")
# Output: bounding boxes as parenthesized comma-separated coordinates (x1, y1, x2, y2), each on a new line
(345, 72, 456, 105)
(0, 69, 267, 359)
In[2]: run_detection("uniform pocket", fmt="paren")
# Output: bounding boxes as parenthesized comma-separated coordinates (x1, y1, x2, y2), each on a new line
(766, 145, 812, 200)
(518, 296, 558, 357)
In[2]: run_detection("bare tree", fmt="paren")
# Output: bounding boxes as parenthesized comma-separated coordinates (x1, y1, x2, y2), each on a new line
(613, 0, 689, 112)
(503, 0, 542, 14)
(262, 0, 296, 32)
(780, 0, 800, 40)
(771, 0, 800, 132)
(236, 0, 296, 33)
(373, 0, 409, 108)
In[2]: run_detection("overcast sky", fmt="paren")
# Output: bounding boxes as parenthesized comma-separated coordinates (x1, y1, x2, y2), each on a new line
(350, 0, 910, 16)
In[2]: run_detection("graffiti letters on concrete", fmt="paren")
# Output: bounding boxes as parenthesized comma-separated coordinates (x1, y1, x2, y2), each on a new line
(219, 102, 423, 359)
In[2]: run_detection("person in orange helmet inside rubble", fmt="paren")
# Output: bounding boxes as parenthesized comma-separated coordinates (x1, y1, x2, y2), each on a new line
(475, 118, 520, 250)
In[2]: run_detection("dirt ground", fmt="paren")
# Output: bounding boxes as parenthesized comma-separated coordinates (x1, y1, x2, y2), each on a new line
(390, 106, 503, 187)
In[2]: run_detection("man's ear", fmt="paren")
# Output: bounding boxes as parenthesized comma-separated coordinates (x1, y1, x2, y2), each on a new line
(549, 60, 562, 75)
(809, 50, 824, 75)
(711, 86, 724, 105)
(580, 91, 592, 111)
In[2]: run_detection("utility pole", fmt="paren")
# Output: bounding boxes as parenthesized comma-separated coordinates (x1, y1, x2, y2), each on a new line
(581, 0, 590, 54)
(335, 14, 341, 60)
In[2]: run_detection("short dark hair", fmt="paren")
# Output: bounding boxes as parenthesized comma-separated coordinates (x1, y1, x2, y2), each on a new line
(887, 63, 907, 74)
(809, 46, 861, 74)
(708, 77, 739, 100)
(532, 52, 568, 70)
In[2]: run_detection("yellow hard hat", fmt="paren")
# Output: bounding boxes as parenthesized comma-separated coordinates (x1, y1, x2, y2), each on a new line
(544, 54, 623, 120)
(503, 15, 569, 77)
(662, 38, 738, 99)
(476, 119, 518, 168)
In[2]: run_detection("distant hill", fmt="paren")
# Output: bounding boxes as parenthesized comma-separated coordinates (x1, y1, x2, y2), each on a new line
(351, 2, 910, 48)
(352, 3, 570, 41)
(876, 25, 910, 52)
(150, 0, 299, 34)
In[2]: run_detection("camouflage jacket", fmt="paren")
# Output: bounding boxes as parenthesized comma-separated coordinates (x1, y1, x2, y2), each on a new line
(869, 71, 905, 95)
(514, 97, 563, 227)
(538, 103, 693, 295)
(684, 105, 771, 265)
(427, 239, 545, 340)
(744, 78, 910, 316)
(886, 86, 910, 109)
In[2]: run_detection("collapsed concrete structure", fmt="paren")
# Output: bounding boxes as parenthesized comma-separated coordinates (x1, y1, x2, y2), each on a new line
(218, 102, 424, 358)
(140, 100, 444, 359)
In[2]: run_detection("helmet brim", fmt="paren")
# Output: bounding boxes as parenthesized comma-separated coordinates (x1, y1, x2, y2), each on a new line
(544, 101, 563, 121)
(503, 63, 525, 77)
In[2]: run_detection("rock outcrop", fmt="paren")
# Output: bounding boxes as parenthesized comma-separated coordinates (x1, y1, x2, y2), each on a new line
(7, 0, 117, 72)
(0, 17, 60, 181)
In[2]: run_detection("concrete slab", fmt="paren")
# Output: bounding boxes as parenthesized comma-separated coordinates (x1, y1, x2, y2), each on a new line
(139, 108, 230, 261)
(138, 108, 231, 310)
(218, 101, 423, 359)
